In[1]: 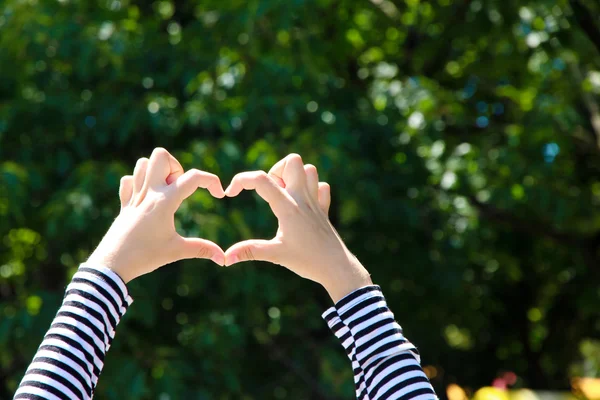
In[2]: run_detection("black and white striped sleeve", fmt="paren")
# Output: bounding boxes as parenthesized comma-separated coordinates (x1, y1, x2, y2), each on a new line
(322, 285, 436, 400)
(14, 264, 133, 400)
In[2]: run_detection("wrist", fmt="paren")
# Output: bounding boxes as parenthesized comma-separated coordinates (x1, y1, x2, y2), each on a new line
(321, 259, 373, 303)
(87, 250, 134, 284)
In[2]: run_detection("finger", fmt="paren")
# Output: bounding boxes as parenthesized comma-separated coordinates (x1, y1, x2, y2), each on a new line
(175, 236, 225, 266)
(165, 152, 184, 185)
(224, 239, 282, 266)
(172, 168, 225, 202)
(132, 157, 149, 199)
(119, 175, 134, 208)
(268, 154, 307, 192)
(318, 182, 331, 214)
(304, 164, 318, 200)
(272, 175, 286, 188)
(224, 171, 294, 216)
(146, 147, 184, 188)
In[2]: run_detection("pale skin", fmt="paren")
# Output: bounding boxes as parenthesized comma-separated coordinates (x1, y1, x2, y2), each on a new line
(223, 153, 373, 302)
(87, 147, 227, 283)
(90, 149, 372, 302)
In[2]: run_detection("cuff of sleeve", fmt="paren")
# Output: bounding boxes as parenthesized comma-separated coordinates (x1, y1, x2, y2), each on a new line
(321, 285, 381, 323)
(333, 284, 419, 364)
(334, 285, 382, 316)
(322, 308, 355, 355)
(77, 263, 134, 308)
(335, 285, 389, 329)
(321, 286, 383, 352)
(321, 285, 381, 324)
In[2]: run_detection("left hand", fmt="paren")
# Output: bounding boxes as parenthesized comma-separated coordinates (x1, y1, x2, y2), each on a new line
(223, 154, 372, 302)
(86, 148, 226, 283)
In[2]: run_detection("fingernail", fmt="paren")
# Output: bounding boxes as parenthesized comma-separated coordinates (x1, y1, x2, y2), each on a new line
(226, 254, 239, 266)
(211, 254, 225, 266)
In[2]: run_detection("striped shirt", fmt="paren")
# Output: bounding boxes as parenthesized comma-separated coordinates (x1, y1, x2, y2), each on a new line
(14, 265, 132, 400)
(322, 286, 437, 399)
(14, 269, 435, 399)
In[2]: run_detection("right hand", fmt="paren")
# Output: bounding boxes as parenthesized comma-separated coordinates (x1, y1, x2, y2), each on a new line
(87, 148, 226, 283)
(223, 154, 372, 302)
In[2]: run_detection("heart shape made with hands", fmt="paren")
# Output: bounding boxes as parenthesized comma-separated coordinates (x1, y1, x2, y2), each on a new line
(102, 148, 371, 301)
(221, 164, 332, 267)
(210, 158, 369, 303)
(106, 148, 351, 288)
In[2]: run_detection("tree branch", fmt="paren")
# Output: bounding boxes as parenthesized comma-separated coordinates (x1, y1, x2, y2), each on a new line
(569, 0, 600, 55)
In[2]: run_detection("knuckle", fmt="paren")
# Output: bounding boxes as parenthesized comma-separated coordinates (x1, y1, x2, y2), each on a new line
(135, 157, 149, 168)
(287, 153, 303, 164)
(242, 247, 255, 262)
(231, 172, 243, 180)
(256, 170, 269, 182)
(206, 173, 219, 183)
(187, 168, 203, 178)
(152, 147, 168, 157)
(304, 164, 317, 175)
(196, 246, 211, 259)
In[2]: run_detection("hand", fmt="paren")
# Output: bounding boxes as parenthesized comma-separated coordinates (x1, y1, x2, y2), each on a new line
(87, 148, 226, 283)
(223, 154, 372, 302)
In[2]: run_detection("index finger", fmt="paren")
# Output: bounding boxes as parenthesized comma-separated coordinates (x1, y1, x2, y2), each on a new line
(146, 147, 184, 188)
(268, 153, 307, 193)
(225, 171, 295, 216)
(172, 169, 225, 203)
(165, 154, 184, 185)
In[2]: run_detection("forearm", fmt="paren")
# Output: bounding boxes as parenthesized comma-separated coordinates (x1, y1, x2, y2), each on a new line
(323, 285, 436, 400)
(14, 264, 132, 400)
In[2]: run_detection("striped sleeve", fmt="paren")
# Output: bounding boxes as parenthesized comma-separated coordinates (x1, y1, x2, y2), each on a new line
(14, 264, 133, 400)
(322, 285, 437, 400)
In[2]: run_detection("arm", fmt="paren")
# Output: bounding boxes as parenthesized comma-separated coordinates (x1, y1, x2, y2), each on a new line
(323, 287, 435, 399)
(14, 266, 132, 400)
(14, 148, 226, 400)
(223, 153, 436, 399)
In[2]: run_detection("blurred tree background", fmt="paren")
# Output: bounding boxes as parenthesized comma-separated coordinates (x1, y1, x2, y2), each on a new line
(2, 0, 600, 398)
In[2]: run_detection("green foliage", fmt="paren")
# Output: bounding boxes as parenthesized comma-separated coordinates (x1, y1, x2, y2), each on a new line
(2, 0, 600, 397)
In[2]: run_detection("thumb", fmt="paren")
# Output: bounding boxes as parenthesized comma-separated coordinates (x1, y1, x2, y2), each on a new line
(318, 182, 331, 215)
(175, 236, 226, 266)
(224, 239, 282, 266)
